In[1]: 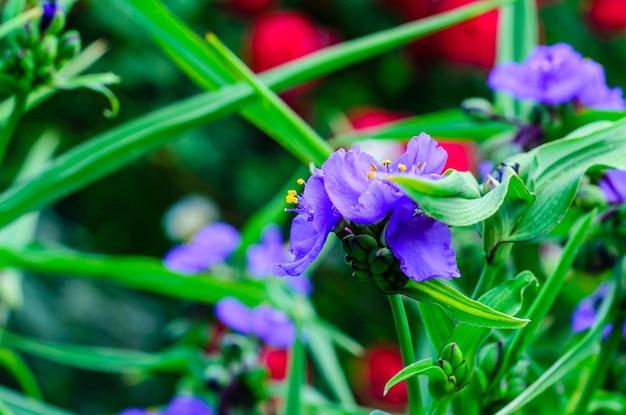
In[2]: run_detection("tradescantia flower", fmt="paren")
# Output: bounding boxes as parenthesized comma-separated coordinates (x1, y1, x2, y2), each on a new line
(488, 43, 625, 109)
(274, 133, 460, 286)
(215, 297, 295, 348)
(118, 396, 214, 415)
(572, 282, 626, 339)
(599, 169, 626, 204)
(164, 222, 240, 274)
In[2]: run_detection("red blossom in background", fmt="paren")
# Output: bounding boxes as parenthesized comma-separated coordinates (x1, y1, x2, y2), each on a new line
(260, 347, 289, 380)
(587, 0, 626, 31)
(352, 344, 408, 411)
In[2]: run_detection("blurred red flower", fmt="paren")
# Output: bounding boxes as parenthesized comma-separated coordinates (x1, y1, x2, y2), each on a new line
(260, 347, 289, 380)
(587, 0, 626, 31)
(246, 11, 326, 74)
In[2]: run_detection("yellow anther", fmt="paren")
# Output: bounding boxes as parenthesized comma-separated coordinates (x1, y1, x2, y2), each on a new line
(286, 190, 299, 204)
(367, 172, 376, 179)
(382, 159, 392, 166)
(297, 178, 305, 185)
(370, 164, 378, 172)
(417, 162, 423, 169)
(398, 164, 407, 172)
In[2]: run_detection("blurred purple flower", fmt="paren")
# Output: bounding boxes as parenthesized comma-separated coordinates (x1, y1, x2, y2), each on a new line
(489, 43, 587, 105)
(215, 297, 295, 348)
(40, 1, 63, 32)
(272, 171, 342, 277)
(164, 222, 240, 273)
(578, 60, 626, 110)
(478, 160, 495, 181)
(572, 282, 625, 339)
(599, 170, 626, 204)
(247, 225, 290, 277)
(118, 396, 213, 415)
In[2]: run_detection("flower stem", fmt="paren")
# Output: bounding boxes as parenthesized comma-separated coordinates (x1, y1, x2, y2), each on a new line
(0, 93, 27, 169)
(389, 294, 424, 415)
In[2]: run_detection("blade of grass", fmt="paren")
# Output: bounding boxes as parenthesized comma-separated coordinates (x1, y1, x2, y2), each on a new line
(0, 246, 265, 305)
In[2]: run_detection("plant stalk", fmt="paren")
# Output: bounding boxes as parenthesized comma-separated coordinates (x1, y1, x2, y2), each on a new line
(0, 93, 27, 169)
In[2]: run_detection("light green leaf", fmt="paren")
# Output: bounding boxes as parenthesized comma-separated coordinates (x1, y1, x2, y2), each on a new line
(0, 330, 196, 374)
(0, 348, 41, 399)
(383, 358, 435, 395)
(0, 384, 77, 415)
(399, 279, 529, 329)
(330, 109, 513, 146)
(393, 169, 533, 227)
(0, 7, 40, 40)
(0, 246, 265, 306)
(507, 117, 626, 242)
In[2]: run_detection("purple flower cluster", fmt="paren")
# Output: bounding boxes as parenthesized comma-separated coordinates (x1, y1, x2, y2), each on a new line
(599, 170, 626, 204)
(572, 282, 626, 339)
(489, 43, 625, 110)
(215, 297, 295, 348)
(273, 133, 460, 282)
(119, 396, 213, 415)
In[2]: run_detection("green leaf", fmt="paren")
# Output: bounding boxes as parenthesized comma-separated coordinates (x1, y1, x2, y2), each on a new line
(399, 279, 529, 329)
(506, 117, 626, 242)
(0, 348, 41, 399)
(451, 271, 537, 368)
(393, 169, 533, 227)
(0, 7, 40, 40)
(0, 384, 77, 415)
(383, 357, 435, 395)
(331, 109, 513, 147)
(0, 330, 196, 374)
(0, 246, 265, 305)
(494, 280, 616, 415)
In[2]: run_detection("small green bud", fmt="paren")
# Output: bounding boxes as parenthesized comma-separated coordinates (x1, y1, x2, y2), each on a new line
(460, 97, 495, 121)
(478, 342, 502, 376)
(368, 248, 392, 275)
(352, 269, 371, 281)
(428, 371, 456, 401)
(439, 359, 454, 377)
(440, 343, 464, 368)
(350, 259, 369, 271)
(454, 360, 470, 386)
(57, 30, 81, 64)
(509, 360, 529, 379)
(40, 2, 66, 36)
(343, 234, 378, 263)
(16, 22, 40, 48)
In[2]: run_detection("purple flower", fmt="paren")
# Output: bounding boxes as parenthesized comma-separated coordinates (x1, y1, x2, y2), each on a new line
(164, 222, 240, 273)
(489, 43, 587, 105)
(577, 60, 625, 110)
(40, 1, 64, 32)
(599, 170, 626, 204)
(572, 282, 625, 339)
(272, 171, 341, 277)
(247, 225, 290, 277)
(215, 297, 295, 348)
(327, 133, 458, 281)
(118, 396, 213, 415)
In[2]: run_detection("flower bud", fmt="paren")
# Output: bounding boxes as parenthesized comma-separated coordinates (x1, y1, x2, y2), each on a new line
(368, 248, 392, 275)
(35, 35, 58, 67)
(428, 368, 456, 401)
(440, 343, 464, 368)
(57, 30, 81, 64)
(460, 97, 495, 121)
(438, 359, 454, 377)
(40, 1, 65, 36)
(478, 342, 502, 376)
(343, 233, 379, 263)
(16, 22, 40, 48)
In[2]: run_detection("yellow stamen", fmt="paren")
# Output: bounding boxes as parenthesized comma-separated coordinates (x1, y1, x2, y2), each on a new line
(286, 190, 299, 204)
(367, 172, 376, 179)
(398, 164, 407, 172)
(382, 159, 392, 166)
(370, 164, 377, 172)
(297, 178, 305, 185)
(417, 162, 423, 169)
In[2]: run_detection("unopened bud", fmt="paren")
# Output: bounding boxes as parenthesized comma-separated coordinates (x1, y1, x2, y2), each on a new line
(439, 359, 454, 377)
(428, 368, 456, 401)
(440, 343, 464, 368)
(57, 30, 81, 64)
(40, 1, 65, 35)
(16, 22, 39, 48)
(478, 342, 502, 376)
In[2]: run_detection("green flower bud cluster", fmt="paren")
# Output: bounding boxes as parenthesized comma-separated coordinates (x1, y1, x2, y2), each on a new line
(476, 342, 530, 411)
(428, 343, 471, 401)
(340, 222, 408, 293)
(204, 334, 270, 411)
(0, 4, 81, 94)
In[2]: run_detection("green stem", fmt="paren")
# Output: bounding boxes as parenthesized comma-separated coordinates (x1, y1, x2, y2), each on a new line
(389, 294, 424, 415)
(0, 94, 27, 168)
(284, 331, 305, 415)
